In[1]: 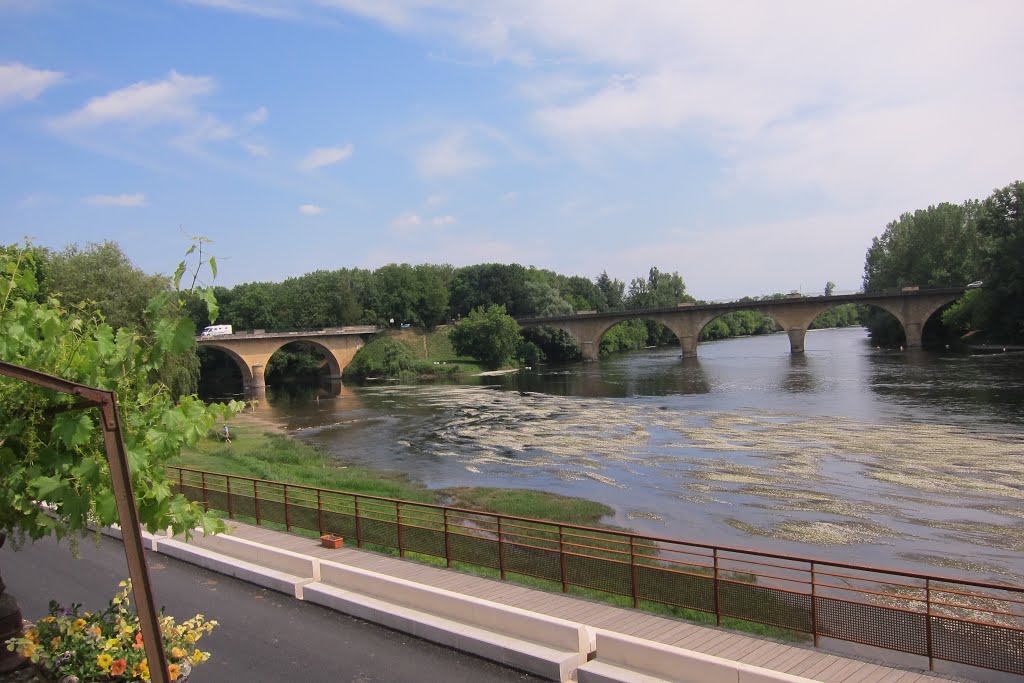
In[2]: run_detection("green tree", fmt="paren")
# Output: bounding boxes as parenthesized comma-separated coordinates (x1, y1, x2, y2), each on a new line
(862, 201, 984, 345)
(595, 271, 625, 310)
(0, 241, 243, 544)
(448, 304, 522, 369)
(974, 181, 1024, 341)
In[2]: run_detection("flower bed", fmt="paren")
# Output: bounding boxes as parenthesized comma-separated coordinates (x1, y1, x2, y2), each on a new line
(5, 580, 216, 682)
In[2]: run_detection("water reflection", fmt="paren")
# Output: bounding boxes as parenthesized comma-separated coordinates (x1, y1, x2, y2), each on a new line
(781, 354, 818, 394)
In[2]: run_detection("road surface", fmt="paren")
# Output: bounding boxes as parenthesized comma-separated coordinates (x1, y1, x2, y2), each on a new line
(1, 534, 538, 682)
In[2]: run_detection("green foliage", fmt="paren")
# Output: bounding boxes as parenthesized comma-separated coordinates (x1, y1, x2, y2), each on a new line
(0, 241, 243, 544)
(699, 307, 780, 341)
(449, 304, 522, 369)
(974, 180, 1024, 341)
(625, 267, 692, 309)
(810, 303, 860, 329)
(342, 337, 456, 381)
(600, 320, 649, 354)
(520, 326, 580, 363)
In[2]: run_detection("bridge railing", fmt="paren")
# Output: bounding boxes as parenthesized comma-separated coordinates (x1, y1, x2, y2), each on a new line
(168, 465, 1023, 676)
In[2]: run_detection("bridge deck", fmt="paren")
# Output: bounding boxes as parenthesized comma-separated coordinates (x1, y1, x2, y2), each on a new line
(222, 520, 960, 682)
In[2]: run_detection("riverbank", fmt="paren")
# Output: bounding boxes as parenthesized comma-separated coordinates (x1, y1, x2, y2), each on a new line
(172, 415, 616, 527)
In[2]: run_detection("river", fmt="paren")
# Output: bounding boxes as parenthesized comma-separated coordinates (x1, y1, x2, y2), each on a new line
(207, 327, 1024, 583)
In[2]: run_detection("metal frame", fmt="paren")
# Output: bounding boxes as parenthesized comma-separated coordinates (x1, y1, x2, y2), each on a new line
(169, 464, 1024, 676)
(1, 361, 169, 683)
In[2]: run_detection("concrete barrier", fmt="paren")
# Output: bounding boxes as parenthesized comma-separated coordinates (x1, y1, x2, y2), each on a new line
(154, 533, 316, 599)
(305, 560, 591, 681)
(577, 631, 819, 683)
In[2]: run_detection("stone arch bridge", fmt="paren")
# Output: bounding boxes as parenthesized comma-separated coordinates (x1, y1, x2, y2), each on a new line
(517, 288, 965, 361)
(196, 326, 378, 389)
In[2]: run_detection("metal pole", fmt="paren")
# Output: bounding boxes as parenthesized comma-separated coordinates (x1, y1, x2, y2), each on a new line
(498, 518, 506, 580)
(396, 502, 404, 557)
(354, 496, 362, 547)
(811, 562, 819, 647)
(630, 537, 639, 608)
(283, 484, 291, 532)
(714, 549, 722, 626)
(317, 489, 324, 536)
(559, 526, 568, 593)
(200, 471, 208, 512)
(926, 579, 934, 670)
(254, 481, 261, 525)
(226, 476, 233, 520)
(444, 509, 452, 569)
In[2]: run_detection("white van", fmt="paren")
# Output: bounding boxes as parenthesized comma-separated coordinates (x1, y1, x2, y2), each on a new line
(200, 324, 233, 337)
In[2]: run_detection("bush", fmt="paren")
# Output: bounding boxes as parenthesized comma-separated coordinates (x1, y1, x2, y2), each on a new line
(343, 337, 458, 381)
(449, 304, 522, 369)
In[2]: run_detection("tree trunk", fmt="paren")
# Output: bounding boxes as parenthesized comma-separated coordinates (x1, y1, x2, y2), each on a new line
(0, 533, 26, 673)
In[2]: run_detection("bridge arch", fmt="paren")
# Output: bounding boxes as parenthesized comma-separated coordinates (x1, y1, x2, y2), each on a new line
(196, 328, 371, 389)
(197, 343, 255, 387)
(693, 308, 789, 353)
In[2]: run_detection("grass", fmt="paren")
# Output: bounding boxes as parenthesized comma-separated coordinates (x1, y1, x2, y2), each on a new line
(387, 326, 491, 374)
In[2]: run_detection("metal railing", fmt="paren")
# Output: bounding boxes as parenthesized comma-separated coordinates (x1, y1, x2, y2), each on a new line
(168, 466, 1024, 675)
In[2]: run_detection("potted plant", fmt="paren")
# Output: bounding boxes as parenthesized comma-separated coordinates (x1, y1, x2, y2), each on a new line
(5, 580, 216, 682)
(320, 533, 344, 549)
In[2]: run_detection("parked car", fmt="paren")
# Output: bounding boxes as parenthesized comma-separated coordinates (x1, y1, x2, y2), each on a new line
(967, 280, 984, 289)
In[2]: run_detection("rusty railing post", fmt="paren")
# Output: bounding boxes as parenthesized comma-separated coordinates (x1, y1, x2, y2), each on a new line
(226, 476, 233, 520)
(559, 525, 568, 593)
(926, 579, 934, 670)
(354, 495, 363, 547)
(253, 481, 261, 526)
(811, 562, 819, 647)
(200, 470, 208, 511)
(444, 508, 452, 568)
(283, 484, 291, 532)
(177, 467, 184, 495)
(317, 489, 324, 535)
(630, 536, 639, 608)
(396, 502, 404, 557)
(714, 548, 722, 626)
(497, 517, 506, 580)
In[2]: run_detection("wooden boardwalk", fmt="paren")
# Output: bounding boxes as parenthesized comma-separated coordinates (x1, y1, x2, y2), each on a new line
(223, 520, 960, 683)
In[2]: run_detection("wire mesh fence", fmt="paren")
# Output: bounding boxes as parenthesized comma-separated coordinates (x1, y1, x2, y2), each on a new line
(169, 466, 1024, 675)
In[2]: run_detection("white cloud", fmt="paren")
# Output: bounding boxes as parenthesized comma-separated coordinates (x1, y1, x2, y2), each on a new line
(0, 63, 63, 108)
(299, 203, 325, 215)
(390, 211, 422, 230)
(83, 193, 147, 207)
(298, 144, 353, 171)
(242, 141, 269, 157)
(245, 106, 268, 125)
(50, 71, 215, 130)
(416, 131, 489, 177)
(431, 215, 456, 226)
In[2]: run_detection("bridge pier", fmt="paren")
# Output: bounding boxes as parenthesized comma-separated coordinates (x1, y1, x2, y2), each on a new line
(787, 328, 807, 354)
(903, 322, 923, 348)
(679, 336, 698, 358)
(247, 363, 266, 389)
(580, 340, 599, 362)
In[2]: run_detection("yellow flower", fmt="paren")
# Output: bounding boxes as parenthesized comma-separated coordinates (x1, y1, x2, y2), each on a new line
(191, 649, 206, 663)
(25, 629, 38, 643)
(97, 653, 113, 670)
(40, 616, 55, 623)
(50, 637, 61, 648)
(72, 618, 87, 631)
(132, 659, 150, 681)
(21, 642, 37, 659)
(170, 647, 186, 659)
(168, 663, 181, 681)
(105, 638, 120, 650)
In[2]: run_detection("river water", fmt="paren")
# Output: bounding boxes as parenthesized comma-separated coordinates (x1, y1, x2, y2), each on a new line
(216, 327, 1024, 583)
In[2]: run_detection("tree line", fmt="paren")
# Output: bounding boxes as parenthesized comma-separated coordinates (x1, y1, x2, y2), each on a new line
(862, 180, 1023, 345)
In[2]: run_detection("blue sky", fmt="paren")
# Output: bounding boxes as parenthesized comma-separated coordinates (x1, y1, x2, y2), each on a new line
(2, 1, 1021, 300)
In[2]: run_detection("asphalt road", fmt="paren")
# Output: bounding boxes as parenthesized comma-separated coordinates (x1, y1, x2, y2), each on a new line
(1, 534, 539, 682)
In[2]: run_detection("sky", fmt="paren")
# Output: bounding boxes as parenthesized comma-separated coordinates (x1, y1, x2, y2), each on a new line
(1, 1, 1022, 300)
